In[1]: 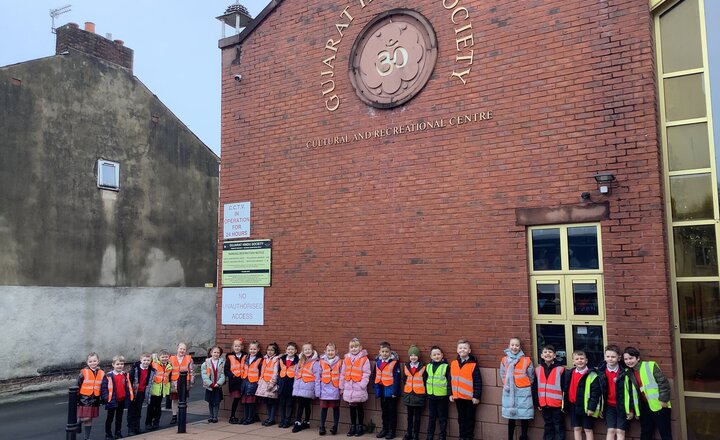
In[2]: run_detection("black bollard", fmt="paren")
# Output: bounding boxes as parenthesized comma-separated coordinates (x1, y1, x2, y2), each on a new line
(66, 386, 79, 440)
(178, 370, 188, 433)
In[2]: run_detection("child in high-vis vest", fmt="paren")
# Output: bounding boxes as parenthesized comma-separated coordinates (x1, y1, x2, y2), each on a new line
(315, 342, 342, 435)
(622, 347, 672, 440)
(169, 342, 194, 424)
(563, 350, 601, 440)
(339, 338, 371, 437)
(531, 345, 565, 440)
(146, 350, 172, 431)
(201, 346, 226, 423)
(77, 352, 105, 440)
(374, 341, 402, 439)
(597, 345, 628, 440)
(278, 342, 299, 428)
(401, 345, 425, 440)
(425, 346, 451, 440)
(449, 339, 482, 440)
(256, 342, 281, 426)
(127, 353, 154, 435)
(500, 337, 534, 440)
(240, 341, 263, 424)
(292, 342, 319, 432)
(101, 355, 134, 440)
(225, 338, 245, 424)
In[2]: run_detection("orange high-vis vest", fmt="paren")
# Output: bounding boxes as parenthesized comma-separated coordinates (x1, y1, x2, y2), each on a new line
(375, 360, 397, 387)
(152, 361, 170, 384)
(280, 360, 296, 378)
(450, 359, 476, 400)
(170, 355, 192, 382)
(299, 359, 317, 383)
(107, 372, 135, 403)
(403, 365, 426, 394)
(261, 357, 279, 382)
(320, 359, 342, 387)
(242, 356, 262, 383)
(79, 368, 105, 396)
(343, 356, 367, 383)
(228, 355, 244, 378)
(501, 356, 532, 388)
(537, 365, 564, 408)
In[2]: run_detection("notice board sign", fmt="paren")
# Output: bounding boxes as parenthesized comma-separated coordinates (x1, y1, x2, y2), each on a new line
(223, 202, 250, 239)
(222, 240, 272, 286)
(221, 287, 264, 325)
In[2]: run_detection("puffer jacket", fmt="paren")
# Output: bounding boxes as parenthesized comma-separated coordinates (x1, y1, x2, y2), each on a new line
(315, 354, 342, 401)
(101, 370, 134, 410)
(373, 351, 402, 398)
(256, 354, 280, 398)
(292, 351, 320, 398)
(201, 357, 226, 390)
(339, 349, 371, 403)
(500, 348, 534, 420)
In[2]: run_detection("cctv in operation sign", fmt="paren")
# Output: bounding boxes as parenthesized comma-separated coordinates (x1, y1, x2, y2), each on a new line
(222, 240, 272, 287)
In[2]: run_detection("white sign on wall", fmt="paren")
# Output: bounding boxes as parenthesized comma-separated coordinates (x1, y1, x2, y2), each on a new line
(223, 202, 250, 239)
(221, 287, 264, 325)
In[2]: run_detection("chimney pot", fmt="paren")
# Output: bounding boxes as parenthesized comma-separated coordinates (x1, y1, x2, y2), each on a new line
(114, 40, 124, 46)
(84, 22, 95, 33)
(68, 22, 79, 29)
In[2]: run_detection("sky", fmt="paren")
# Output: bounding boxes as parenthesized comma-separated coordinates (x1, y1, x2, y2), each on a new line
(0, 1, 270, 156)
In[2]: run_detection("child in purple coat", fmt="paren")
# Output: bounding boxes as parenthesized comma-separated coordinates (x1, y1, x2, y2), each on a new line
(315, 342, 342, 435)
(292, 342, 320, 432)
(339, 338, 371, 437)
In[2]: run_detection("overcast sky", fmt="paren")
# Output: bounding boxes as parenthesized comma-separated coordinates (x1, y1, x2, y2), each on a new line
(0, 1, 270, 156)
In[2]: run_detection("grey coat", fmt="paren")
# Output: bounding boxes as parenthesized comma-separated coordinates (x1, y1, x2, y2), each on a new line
(500, 349, 534, 420)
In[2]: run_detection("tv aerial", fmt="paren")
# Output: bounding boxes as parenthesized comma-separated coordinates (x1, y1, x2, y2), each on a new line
(50, 4, 72, 34)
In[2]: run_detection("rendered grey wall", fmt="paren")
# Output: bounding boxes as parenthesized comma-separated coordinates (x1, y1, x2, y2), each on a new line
(0, 50, 219, 288)
(0, 286, 216, 380)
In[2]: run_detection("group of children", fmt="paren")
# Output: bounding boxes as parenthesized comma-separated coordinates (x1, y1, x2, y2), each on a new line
(217, 338, 480, 439)
(76, 338, 672, 440)
(76, 343, 194, 440)
(510, 340, 673, 440)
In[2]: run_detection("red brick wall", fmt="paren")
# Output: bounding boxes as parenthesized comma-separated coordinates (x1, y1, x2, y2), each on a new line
(218, 0, 673, 437)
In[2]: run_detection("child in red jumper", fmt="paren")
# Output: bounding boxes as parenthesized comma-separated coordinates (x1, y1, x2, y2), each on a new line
(597, 345, 628, 440)
(563, 350, 600, 440)
(101, 355, 134, 440)
(127, 353, 153, 435)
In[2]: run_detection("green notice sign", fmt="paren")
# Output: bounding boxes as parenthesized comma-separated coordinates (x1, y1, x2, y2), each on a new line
(222, 240, 272, 286)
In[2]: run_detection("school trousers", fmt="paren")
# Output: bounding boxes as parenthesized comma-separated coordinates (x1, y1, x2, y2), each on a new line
(639, 401, 672, 440)
(455, 399, 476, 439)
(540, 406, 564, 440)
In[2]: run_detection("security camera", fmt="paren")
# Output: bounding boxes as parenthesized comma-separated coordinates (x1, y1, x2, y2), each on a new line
(581, 192, 591, 201)
(234, 74, 242, 82)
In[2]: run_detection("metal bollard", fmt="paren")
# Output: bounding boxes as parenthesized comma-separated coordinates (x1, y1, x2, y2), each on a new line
(66, 386, 79, 440)
(178, 370, 188, 433)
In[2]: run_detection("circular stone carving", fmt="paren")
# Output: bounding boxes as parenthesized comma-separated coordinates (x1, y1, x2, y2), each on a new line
(349, 10, 438, 109)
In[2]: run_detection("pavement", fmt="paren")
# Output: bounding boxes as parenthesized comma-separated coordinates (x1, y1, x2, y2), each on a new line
(131, 417, 345, 440)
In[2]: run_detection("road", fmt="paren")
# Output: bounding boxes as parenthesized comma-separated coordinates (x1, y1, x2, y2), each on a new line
(0, 384, 207, 440)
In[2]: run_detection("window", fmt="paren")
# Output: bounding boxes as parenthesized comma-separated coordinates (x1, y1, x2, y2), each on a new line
(97, 160, 120, 191)
(529, 224, 605, 367)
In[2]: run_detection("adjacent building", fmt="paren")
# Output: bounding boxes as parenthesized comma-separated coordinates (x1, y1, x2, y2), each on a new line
(217, 0, 718, 438)
(0, 23, 219, 381)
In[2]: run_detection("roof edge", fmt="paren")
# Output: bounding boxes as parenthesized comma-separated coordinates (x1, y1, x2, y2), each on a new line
(218, 0, 284, 49)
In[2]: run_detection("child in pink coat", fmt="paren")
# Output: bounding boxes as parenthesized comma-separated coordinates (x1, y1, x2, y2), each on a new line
(339, 338, 371, 436)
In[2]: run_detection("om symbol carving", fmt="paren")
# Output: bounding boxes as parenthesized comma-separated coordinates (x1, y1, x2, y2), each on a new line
(349, 10, 438, 108)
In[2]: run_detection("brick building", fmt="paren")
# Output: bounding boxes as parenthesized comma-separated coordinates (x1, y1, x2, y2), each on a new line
(217, 0, 719, 438)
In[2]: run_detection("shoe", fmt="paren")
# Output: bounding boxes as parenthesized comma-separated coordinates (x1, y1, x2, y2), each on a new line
(229, 417, 239, 424)
(355, 425, 365, 436)
(145, 425, 152, 432)
(301, 421, 311, 430)
(347, 425, 357, 436)
(292, 422, 302, 433)
(105, 436, 114, 440)
(115, 433, 124, 439)
(266, 420, 276, 426)
(213, 418, 219, 423)
(330, 426, 338, 435)
(385, 432, 396, 440)
(404, 434, 412, 440)
(282, 421, 292, 429)
(170, 416, 177, 424)
(377, 429, 388, 438)
(262, 419, 269, 426)
(320, 426, 327, 435)
(208, 418, 214, 423)
(242, 418, 252, 425)
(152, 422, 159, 430)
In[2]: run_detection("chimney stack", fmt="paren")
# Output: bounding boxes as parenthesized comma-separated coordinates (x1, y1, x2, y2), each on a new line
(55, 22, 134, 71)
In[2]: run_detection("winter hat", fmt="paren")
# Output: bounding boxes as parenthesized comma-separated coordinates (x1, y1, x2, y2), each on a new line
(408, 345, 420, 357)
